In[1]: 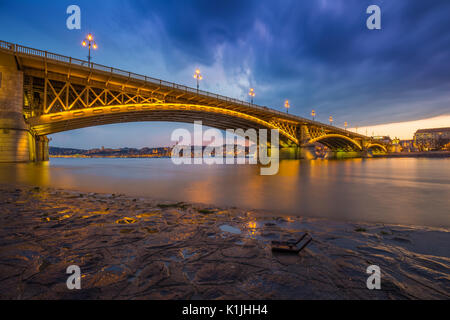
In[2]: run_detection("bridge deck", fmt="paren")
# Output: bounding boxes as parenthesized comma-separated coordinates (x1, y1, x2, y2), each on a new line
(0, 40, 369, 142)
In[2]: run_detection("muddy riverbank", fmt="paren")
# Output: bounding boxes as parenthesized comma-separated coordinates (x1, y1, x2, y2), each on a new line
(0, 184, 448, 300)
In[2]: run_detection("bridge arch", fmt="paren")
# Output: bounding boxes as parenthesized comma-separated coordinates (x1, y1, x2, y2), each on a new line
(28, 103, 300, 145)
(308, 134, 363, 151)
(366, 143, 388, 153)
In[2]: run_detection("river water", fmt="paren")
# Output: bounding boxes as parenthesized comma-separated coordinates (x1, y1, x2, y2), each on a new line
(0, 157, 449, 227)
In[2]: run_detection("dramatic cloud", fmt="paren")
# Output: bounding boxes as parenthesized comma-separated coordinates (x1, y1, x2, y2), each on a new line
(107, 0, 450, 124)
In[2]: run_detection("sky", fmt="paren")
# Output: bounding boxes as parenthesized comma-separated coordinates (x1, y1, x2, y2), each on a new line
(0, 0, 449, 147)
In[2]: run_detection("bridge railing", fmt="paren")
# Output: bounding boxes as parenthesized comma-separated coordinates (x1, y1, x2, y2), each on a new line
(0, 41, 14, 51)
(0, 40, 274, 111)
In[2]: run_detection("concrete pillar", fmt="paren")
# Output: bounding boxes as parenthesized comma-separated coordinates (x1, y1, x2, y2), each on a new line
(0, 52, 47, 162)
(362, 150, 372, 158)
(0, 52, 34, 162)
(299, 144, 317, 160)
(35, 135, 49, 161)
(279, 145, 317, 160)
(324, 151, 337, 160)
(279, 146, 300, 160)
(325, 150, 363, 159)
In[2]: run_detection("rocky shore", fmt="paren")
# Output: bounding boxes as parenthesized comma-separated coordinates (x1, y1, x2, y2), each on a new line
(0, 184, 449, 300)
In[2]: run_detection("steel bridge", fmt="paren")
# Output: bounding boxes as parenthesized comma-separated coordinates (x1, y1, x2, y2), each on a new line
(0, 40, 387, 162)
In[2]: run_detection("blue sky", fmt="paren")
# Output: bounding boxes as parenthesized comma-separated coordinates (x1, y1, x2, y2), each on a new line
(1, 0, 449, 147)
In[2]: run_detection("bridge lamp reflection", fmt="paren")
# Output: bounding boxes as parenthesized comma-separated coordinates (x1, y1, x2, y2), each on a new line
(249, 88, 256, 105)
(194, 69, 203, 91)
(82, 33, 98, 65)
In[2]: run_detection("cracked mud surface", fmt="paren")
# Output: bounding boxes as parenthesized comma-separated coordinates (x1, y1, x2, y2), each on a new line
(0, 184, 449, 300)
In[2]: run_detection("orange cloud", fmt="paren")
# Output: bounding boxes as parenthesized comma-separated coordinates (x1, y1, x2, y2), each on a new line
(349, 114, 450, 140)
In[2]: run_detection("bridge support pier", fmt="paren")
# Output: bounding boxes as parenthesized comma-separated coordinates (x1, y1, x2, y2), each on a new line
(325, 151, 363, 159)
(279, 147, 300, 160)
(35, 136, 49, 162)
(0, 52, 48, 163)
(279, 145, 317, 160)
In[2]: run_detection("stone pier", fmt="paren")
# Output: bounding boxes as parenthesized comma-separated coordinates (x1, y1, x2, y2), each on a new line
(0, 52, 48, 163)
(324, 151, 365, 159)
(279, 145, 317, 160)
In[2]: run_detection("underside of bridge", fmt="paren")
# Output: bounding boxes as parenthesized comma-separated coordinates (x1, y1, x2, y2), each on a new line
(27, 104, 299, 146)
(310, 134, 363, 152)
(366, 143, 388, 153)
(0, 41, 388, 162)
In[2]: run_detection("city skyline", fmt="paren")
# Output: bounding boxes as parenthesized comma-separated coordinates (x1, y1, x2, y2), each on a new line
(1, 0, 449, 148)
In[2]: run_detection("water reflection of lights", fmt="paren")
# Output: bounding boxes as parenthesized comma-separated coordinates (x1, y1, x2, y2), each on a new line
(115, 217, 137, 225)
(285, 217, 295, 223)
(247, 221, 258, 236)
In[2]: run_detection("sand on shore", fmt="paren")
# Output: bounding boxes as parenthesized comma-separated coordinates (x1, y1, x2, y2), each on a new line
(0, 184, 448, 300)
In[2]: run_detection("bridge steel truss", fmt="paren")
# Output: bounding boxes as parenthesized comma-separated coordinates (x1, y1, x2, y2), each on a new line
(1, 40, 386, 154)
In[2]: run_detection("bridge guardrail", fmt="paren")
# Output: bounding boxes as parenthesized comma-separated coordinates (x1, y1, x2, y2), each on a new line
(0, 39, 274, 111)
(0, 41, 14, 51)
(0, 39, 373, 140)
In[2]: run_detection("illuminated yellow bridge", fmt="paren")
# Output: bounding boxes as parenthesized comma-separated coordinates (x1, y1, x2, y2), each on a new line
(0, 40, 387, 162)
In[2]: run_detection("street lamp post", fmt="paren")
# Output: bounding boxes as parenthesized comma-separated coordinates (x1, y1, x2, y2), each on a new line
(284, 100, 290, 114)
(329, 116, 334, 126)
(82, 33, 98, 65)
(344, 122, 348, 131)
(193, 69, 203, 91)
(249, 88, 255, 105)
(311, 110, 316, 121)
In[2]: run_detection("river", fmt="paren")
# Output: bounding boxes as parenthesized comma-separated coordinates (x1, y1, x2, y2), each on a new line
(0, 157, 449, 227)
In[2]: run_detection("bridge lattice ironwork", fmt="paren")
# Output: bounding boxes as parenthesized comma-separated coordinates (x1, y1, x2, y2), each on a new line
(1, 40, 388, 153)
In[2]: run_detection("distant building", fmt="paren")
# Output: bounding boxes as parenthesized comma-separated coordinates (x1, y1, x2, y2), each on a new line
(414, 127, 450, 151)
(399, 140, 416, 152)
(372, 136, 392, 144)
(371, 136, 401, 152)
